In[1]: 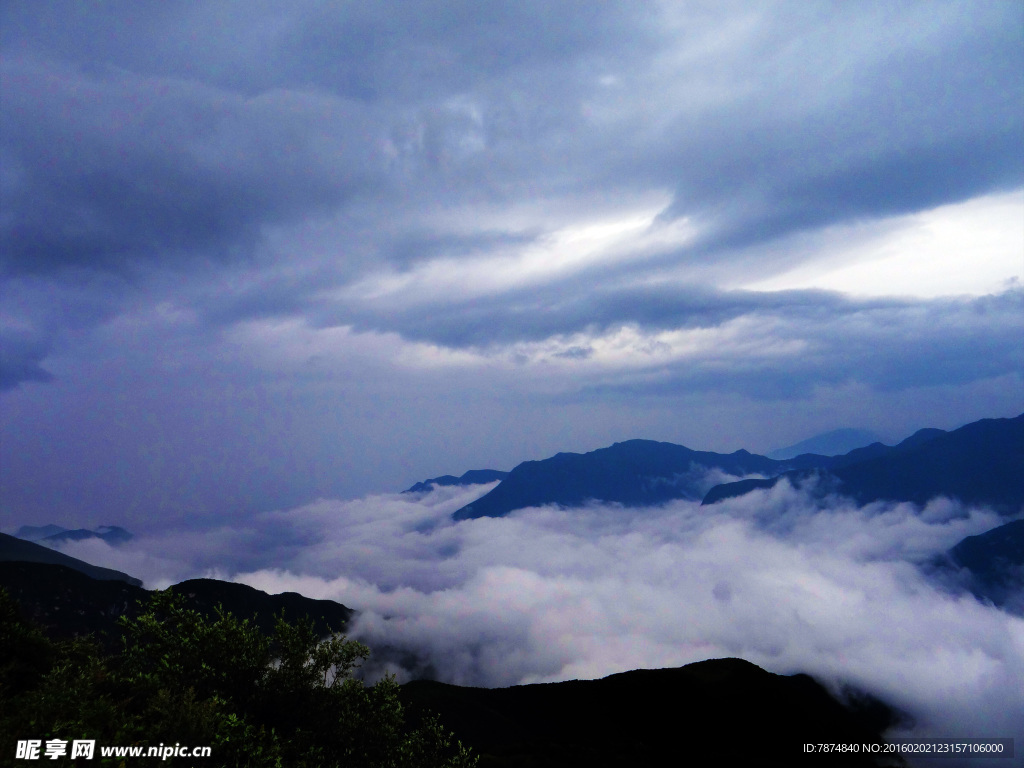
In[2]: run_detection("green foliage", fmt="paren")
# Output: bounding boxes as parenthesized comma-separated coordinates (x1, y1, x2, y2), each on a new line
(0, 586, 476, 768)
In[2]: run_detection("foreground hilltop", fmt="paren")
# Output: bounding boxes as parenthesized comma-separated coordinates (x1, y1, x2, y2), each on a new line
(1, 555, 904, 767)
(0, 552, 354, 648)
(403, 658, 905, 767)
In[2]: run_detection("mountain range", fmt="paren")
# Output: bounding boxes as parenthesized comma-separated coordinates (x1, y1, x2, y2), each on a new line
(451, 440, 826, 520)
(410, 413, 1024, 616)
(446, 414, 1023, 519)
(703, 415, 1023, 513)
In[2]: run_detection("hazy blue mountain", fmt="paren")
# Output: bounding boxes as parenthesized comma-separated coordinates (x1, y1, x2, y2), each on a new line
(402, 657, 903, 767)
(0, 532, 142, 585)
(405, 468, 508, 493)
(14, 524, 68, 541)
(15, 524, 134, 545)
(702, 415, 1023, 512)
(44, 525, 133, 545)
(452, 439, 828, 520)
(767, 428, 882, 460)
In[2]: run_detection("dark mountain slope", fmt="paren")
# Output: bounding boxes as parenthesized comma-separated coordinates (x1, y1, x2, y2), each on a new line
(949, 518, 1024, 571)
(703, 415, 1023, 512)
(823, 428, 945, 470)
(406, 468, 508, 493)
(0, 561, 354, 649)
(829, 415, 1023, 510)
(169, 577, 354, 636)
(931, 519, 1024, 614)
(0, 532, 141, 585)
(0, 561, 147, 644)
(453, 439, 826, 520)
(700, 477, 778, 505)
(401, 657, 905, 767)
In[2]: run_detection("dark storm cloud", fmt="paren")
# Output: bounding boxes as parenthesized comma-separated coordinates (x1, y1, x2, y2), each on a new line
(326, 277, 1024, 401)
(2, 2, 1018, 283)
(0, 0, 650, 101)
(0, 54, 380, 275)
(271, 0, 651, 101)
(683, 127, 1024, 257)
(641, 2, 1024, 252)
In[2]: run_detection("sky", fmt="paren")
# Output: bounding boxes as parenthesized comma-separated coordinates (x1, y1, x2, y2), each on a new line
(1, 1, 1023, 530)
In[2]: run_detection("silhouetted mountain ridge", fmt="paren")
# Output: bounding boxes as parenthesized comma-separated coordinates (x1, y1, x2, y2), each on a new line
(0, 561, 354, 650)
(702, 416, 1023, 512)
(452, 439, 843, 520)
(402, 657, 905, 767)
(0, 532, 141, 585)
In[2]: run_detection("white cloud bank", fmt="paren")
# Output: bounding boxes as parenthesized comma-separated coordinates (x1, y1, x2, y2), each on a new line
(55, 480, 1024, 747)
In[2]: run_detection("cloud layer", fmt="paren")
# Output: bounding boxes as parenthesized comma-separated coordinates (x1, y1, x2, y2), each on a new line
(52, 481, 1024, 745)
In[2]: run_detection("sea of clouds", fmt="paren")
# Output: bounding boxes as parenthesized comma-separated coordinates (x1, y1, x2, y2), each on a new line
(51, 478, 1024, 748)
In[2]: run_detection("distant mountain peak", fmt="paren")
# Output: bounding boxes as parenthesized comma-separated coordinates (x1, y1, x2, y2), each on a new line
(15, 524, 133, 546)
(767, 428, 882, 460)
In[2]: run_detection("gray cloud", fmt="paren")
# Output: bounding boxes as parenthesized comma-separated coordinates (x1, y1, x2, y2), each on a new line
(2, 2, 1019, 280)
(332, 283, 1024, 398)
(0, 55, 381, 275)
(648, 2, 1024, 249)
(588, 291, 1024, 400)
(0, 1, 651, 101)
(333, 279, 855, 347)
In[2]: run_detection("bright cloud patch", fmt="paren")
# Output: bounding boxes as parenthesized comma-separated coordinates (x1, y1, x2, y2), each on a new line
(743, 190, 1024, 299)
(339, 196, 693, 306)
